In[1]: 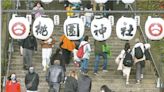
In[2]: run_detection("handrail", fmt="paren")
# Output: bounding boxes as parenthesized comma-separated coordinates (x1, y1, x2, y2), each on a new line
(129, 4, 163, 87)
(3, 38, 14, 89)
(2, 9, 164, 13)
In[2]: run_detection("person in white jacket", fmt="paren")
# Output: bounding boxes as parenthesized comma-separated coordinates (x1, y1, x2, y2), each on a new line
(116, 42, 132, 85)
(79, 35, 91, 74)
(132, 38, 145, 84)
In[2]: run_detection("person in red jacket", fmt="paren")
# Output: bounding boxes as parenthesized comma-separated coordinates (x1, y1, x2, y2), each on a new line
(5, 74, 21, 92)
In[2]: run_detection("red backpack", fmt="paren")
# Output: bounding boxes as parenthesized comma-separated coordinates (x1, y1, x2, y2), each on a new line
(77, 43, 88, 59)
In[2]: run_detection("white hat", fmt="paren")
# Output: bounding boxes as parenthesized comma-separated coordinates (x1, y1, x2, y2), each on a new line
(144, 43, 151, 49)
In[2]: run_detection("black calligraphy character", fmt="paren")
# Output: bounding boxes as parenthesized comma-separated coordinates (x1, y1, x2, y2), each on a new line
(35, 21, 48, 36)
(94, 24, 107, 38)
(125, 24, 133, 36)
(35, 22, 41, 35)
(66, 23, 79, 37)
(94, 25, 98, 36)
(121, 22, 127, 36)
(41, 25, 48, 36)
(121, 27, 126, 36)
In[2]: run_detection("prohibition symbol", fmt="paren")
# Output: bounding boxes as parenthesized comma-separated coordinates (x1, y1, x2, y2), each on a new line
(148, 23, 163, 36)
(12, 22, 26, 36)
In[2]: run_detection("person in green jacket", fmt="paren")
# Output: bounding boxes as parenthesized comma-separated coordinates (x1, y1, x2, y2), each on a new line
(93, 40, 110, 75)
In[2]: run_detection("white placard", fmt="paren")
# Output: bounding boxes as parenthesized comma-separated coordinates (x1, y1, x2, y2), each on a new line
(54, 15, 60, 25)
(33, 16, 54, 40)
(26, 14, 32, 25)
(91, 17, 112, 41)
(108, 15, 114, 26)
(116, 16, 137, 40)
(64, 17, 84, 40)
(9, 17, 30, 39)
(135, 15, 140, 26)
(80, 16, 86, 26)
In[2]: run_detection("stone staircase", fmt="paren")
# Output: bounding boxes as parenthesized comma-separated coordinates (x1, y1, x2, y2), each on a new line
(7, 1, 160, 92)
(8, 25, 160, 92)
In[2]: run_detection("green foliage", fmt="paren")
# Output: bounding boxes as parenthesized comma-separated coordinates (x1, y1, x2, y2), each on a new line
(2, 0, 12, 9)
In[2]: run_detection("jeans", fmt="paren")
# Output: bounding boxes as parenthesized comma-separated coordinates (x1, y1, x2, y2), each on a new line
(94, 52, 108, 73)
(81, 59, 88, 73)
(136, 61, 144, 81)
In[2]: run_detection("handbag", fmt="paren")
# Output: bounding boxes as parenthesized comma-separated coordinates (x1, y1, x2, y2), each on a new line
(26, 75, 36, 89)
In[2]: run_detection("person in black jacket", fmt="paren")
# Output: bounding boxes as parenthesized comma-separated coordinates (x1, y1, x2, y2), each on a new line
(50, 48, 65, 71)
(25, 66, 39, 92)
(46, 59, 65, 92)
(78, 73, 92, 92)
(64, 70, 78, 92)
(21, 32, 37, 70)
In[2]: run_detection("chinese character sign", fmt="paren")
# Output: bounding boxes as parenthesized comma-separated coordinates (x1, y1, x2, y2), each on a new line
(145, 16, 164, 40)
(64, 17, 84, 40)
(9, 17, 30, 39)
(54, 15, 60, 25)
(33, 17, 54, 40)
(116, 16, 137, 40)
(91, 17, 112, 41)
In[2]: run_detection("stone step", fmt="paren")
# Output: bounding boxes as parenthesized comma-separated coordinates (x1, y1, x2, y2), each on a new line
(16, 76, 156, 84)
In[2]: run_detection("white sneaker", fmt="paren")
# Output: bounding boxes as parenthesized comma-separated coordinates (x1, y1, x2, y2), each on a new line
(126, 81, 129, 85)
(141, 74, 144, 79)
(102, 70, 108, 73)
(136, 80, 140, 84)
(43, 67, 46, 71)
(94, 72, 98, 75)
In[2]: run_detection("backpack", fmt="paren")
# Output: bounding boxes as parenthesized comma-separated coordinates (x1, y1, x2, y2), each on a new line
(144, 46, 151, 60)
(135, 46, 144, 59)
(27, 36, 35, 48)
(123, 50, 134, 67)
(102, 45, 111, 56)
(77, 43, 88, 59)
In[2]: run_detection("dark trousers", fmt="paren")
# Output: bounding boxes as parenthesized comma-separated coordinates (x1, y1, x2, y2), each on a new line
(136, 61, 144, 81)
(23, 48, 33, 68)
(49, 82, 60, 92)
(62, 49, 71, 71)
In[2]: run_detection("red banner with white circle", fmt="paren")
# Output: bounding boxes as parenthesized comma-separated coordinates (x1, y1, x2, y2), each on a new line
(9, 17, 30, 39)
(145, 16, 164, 40)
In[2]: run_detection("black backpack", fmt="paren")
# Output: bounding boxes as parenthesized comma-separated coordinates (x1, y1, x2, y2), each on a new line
(144, 46, 151, 60)
(135, 46, 144, 59)
(123, 50, 134, 67)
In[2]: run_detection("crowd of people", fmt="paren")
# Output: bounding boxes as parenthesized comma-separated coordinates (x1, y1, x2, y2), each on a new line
(5, 1, 152, 92)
